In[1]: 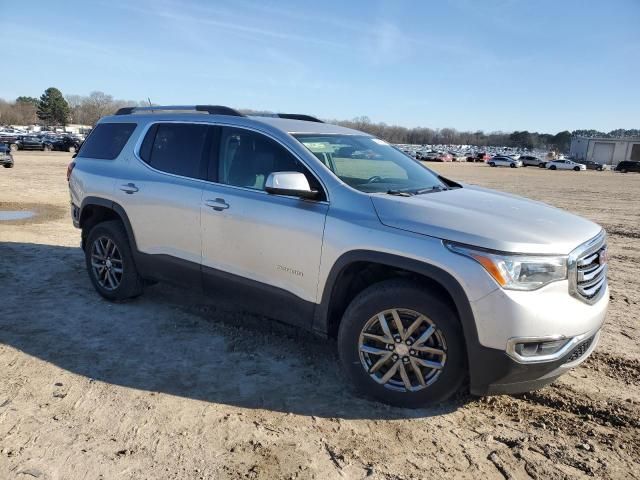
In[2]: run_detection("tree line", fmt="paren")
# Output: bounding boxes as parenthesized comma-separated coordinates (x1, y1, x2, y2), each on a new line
(0, 88, 637, 153)
(0, 88, 147, 127)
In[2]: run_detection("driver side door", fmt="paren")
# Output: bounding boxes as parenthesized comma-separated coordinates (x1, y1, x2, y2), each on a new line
(200, 126, 329, 327)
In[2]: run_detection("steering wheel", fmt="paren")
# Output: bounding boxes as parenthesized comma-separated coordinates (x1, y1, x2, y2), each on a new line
(366, 175, 384, 184)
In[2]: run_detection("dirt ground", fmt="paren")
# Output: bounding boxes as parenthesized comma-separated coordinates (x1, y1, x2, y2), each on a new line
(1, 152, 639, 480)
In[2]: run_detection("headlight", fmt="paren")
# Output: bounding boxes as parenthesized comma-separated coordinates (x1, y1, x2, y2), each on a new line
(445, 242, 567, 291)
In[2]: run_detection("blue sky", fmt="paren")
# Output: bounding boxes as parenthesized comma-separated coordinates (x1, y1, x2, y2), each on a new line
(1, 0, 638, 132)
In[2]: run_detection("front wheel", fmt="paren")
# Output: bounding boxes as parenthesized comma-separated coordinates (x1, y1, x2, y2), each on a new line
(489, 162, 495, 167)
(550, 165, 557, 170)
(43, 144, 52, 152)
(574, 166, 580, 171)
(68, 145, 77, 153)
(337, 279, 466, 408)
(510, 163, 516, 168)
(3, 163, 13, 168)
(85, 220, 143, 301)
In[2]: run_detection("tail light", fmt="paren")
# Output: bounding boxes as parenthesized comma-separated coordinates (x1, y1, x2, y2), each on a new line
(66, 161, 76, 182)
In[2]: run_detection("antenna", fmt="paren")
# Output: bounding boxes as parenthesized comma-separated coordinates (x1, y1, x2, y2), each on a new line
(147, 97, 153, 113)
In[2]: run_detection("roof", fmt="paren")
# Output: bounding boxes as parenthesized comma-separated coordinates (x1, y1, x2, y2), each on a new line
(100, 111, 366, 137)
(248, 116, 364, 135)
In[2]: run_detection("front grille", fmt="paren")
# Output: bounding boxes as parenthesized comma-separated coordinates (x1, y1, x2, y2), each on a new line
(569, 232, 607, 304)
(576, 246, 607, 300)
(564, 336, 593, 364)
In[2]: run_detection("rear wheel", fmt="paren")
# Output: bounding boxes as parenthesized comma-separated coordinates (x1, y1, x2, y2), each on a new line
(85, 220, 143, 301)
(337, 279, 466, 407)
(621, 168, 627, 173)
(3, 163, 13, 168)
(43, 144, 52, 152)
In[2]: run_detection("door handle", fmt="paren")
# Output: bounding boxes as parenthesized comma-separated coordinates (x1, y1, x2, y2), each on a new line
(205, 198, 230, 211)
(120, 183, 139, 194)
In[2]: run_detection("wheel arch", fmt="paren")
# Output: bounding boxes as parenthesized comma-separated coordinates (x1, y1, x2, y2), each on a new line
(315, 251, 478, 339)
(313, 250, 490, 391)
(79, 197, 137, 252)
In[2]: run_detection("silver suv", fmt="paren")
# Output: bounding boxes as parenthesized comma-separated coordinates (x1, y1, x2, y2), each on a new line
(68, 105, 609, 407)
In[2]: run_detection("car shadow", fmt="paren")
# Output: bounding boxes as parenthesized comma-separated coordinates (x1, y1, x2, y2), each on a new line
(0, 241, 466, 419)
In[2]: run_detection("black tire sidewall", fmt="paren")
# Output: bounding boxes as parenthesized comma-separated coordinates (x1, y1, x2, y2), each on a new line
(85, 220, 142, 301)
(337, 280, 466, 408)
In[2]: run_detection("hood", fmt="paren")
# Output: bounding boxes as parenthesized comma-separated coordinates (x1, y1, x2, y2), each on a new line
(370, 185, 602, 254)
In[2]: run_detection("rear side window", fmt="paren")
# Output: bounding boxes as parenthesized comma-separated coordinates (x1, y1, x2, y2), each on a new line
(140, 123, 209, 179)
(79, 123, 136, 160)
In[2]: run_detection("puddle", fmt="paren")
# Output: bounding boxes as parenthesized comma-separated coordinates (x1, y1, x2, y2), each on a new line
(0, 210, 36, 221)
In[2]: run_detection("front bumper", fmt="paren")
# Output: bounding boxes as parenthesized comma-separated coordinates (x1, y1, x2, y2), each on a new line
(466, 278, 608, 395)
(470, 327, 601, 395)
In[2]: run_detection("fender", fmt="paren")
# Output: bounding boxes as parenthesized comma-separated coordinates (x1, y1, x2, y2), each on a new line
(313, 250, 495, 392)
(79, 196, 139, 252)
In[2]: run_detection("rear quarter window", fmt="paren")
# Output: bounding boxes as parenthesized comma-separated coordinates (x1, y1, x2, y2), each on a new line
(78, 123, 137, 160)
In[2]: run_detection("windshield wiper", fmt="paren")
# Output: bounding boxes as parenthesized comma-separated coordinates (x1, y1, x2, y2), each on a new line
(412, 185, 449, 195)
(386, 189, 414, 197)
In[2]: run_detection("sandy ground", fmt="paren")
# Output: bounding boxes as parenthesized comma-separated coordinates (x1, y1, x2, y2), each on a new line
(0, 152, 639, 480)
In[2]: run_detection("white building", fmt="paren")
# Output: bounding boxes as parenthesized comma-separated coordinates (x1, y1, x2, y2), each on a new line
(570, 136, 640, 166)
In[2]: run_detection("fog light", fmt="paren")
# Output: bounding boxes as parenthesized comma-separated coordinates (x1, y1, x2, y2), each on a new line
(514, 339, 569, 358)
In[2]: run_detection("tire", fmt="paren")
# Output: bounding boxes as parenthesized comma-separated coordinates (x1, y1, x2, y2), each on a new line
(337, 279, 466, 408)
(3, 163, 13, 168)
(9, 143, 18, 152)
(573, 166, 580, 171)
(510, 163, 516, 168)
(550, 165, 557, 170)
(68, 146, 77, 153)
(85, 220, 143, 301)
(489, 162, 495, 167)
(621, 169, 627, 173)
(43, 144, 52, 152)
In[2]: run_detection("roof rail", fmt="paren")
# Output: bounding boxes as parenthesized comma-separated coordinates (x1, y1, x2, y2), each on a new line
(251, 112, 324, 123)
(114, 105, 245, 117)
(276, 113, 324, 123)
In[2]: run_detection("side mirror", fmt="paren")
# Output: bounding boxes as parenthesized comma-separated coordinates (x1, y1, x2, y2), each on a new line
(265, 171, 319, 199)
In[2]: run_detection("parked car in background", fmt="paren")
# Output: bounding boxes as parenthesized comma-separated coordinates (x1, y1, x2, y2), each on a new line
(0, 134, 20, 151)
(17, 136, 53, 151)
(519, 155, 544, 167)
(577, 160, 607, 171)
(546, 159, 587, 171)
(475, 152, 490, 162)
(418, 151, 452, 162)
(0, 144, 14, 168)
(51, 135, 82, 153)
(488, 156, 522, 168)
(615, 161, 640, 173)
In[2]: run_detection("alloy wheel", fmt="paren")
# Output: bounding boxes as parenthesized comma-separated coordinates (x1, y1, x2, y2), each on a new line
(358, 308, 447, 392)
(90, 236, 123, 291)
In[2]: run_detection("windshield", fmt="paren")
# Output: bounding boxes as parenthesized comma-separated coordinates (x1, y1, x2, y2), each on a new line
(293, 134, 447, 194)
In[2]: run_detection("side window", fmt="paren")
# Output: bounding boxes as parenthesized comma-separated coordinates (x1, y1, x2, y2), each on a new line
(78, 123, 136, 160)
(140, 123, 209, 179)
(218, 127, 322, 194)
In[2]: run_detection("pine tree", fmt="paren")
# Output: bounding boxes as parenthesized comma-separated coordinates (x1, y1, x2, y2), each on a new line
(37, 87, 70, 125)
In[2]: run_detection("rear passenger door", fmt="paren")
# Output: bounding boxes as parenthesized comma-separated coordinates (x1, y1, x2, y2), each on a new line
(115, 122, 214, 279)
